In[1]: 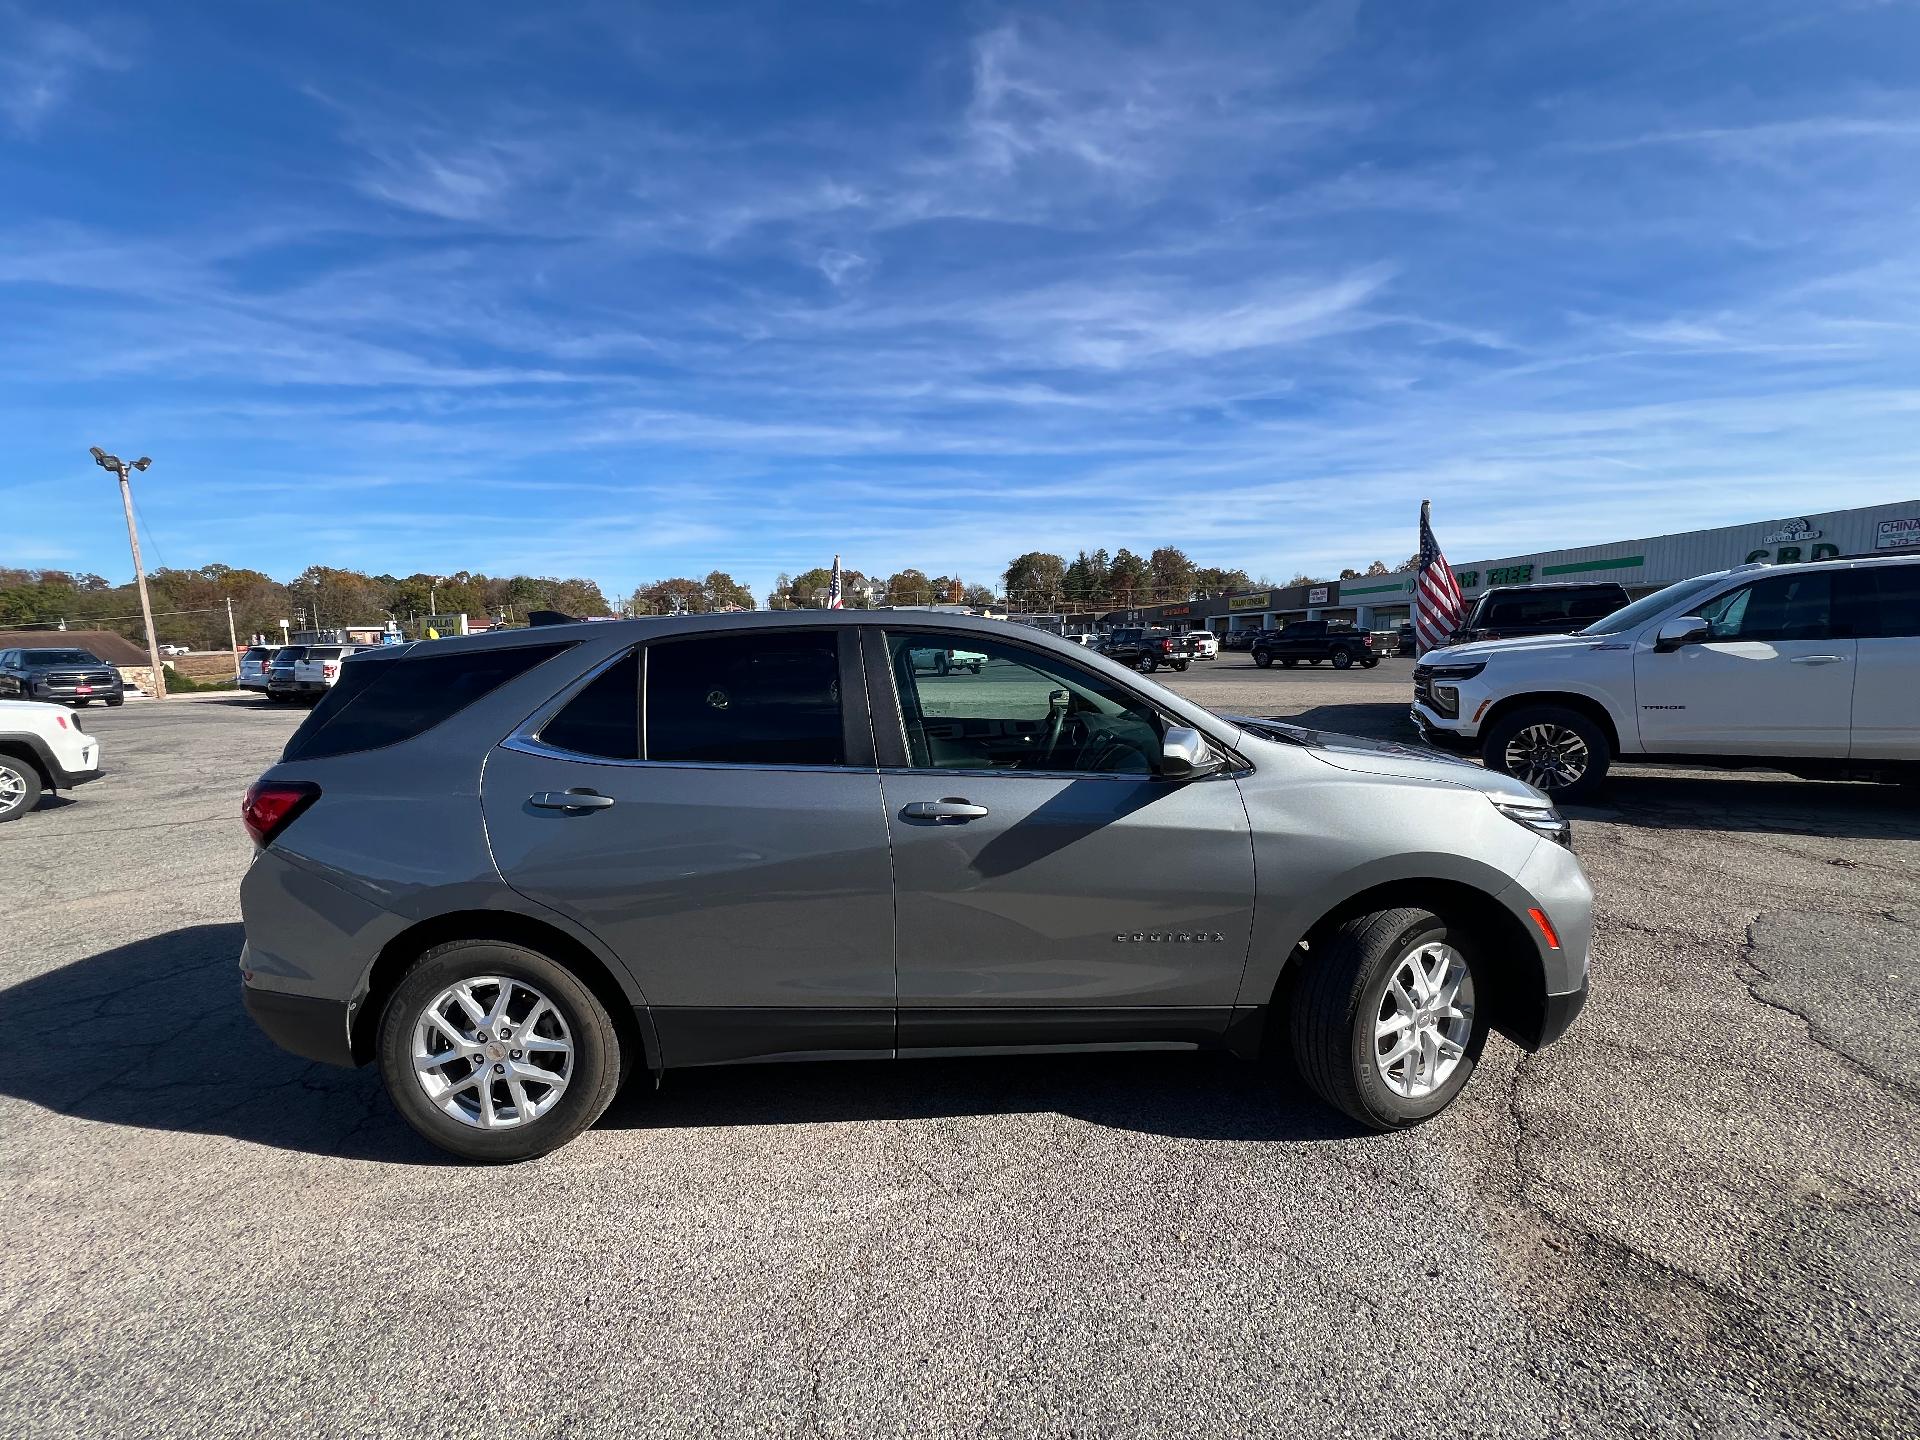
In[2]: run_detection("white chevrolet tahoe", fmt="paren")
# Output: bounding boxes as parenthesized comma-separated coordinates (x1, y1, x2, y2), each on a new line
(0, 698, 104, 822)
(1412, 554, 1920, 801)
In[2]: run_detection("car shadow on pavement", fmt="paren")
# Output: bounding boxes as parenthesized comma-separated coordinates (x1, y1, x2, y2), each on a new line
(614, 1051, 1360, 1145)
(3, 924, 1359, 1162)
(0, 922, 443, 1166)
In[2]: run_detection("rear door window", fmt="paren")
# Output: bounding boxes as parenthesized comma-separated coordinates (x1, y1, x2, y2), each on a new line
(645, 631, 847, 767)
(540, 651, 641, 759)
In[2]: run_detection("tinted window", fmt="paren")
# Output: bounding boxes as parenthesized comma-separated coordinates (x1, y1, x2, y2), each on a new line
(244, 647, 272, 662)
(540, 651, 640, 759)
(1697, 571, 1834, 642)
(646, 632, 845, 767)
(307, 647, 345, 660)
(1858, 563, 1920, 639)
(24, 650, 99, 665)
(888, 632, 1163, 774)
(283, 642, 575, 762)
(1580, 574, 1728, 635)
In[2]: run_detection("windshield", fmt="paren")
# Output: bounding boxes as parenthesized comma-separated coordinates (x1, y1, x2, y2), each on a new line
(24, 650, 102, 665)
(1578, 574, 1730, 636)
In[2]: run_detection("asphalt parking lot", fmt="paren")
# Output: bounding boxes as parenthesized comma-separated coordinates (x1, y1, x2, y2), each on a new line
(3, 665, 1916, 1439)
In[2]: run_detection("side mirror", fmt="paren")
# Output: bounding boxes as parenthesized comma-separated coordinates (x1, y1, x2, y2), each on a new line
(1161, 726, 1224, 780)
(1653, 615, 1709, 652)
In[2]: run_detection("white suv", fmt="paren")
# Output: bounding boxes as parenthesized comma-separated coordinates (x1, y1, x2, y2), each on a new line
(1411, 554, 1920, 801)
(0, 698, 104, 822)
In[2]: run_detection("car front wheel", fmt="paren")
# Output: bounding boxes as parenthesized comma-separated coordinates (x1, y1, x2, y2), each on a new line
(1253, 651, 1272, 668)
(377, 939, 624, 1162)
(0, 755, 43, 822)
(1288, 906, 1488, 1129)
(1482, 705, 1610, 803)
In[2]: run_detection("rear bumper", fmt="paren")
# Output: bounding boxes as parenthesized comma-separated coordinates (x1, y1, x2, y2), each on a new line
(52, 761, 103, 788)
(241, 979, 357, 1067)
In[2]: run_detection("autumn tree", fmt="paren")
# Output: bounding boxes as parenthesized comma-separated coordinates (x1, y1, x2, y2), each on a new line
(1147, 546, 1196, 602)
(1001, 552, 1066, 609)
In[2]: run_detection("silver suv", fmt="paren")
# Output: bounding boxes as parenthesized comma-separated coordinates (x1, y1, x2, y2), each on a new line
(239, 614, 1592, 1161)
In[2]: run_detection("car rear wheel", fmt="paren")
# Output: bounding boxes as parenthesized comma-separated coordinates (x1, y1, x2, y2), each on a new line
(1288, 906, 1488, 1129)
(377, 939, 624, 1163)
(1482, 705, 1610, 803)
(1253, 651, 1272, 668)
(1332, 650, 1353, 670)
(106, 697, 124, 707)
(0, 755, 43, 822)
(1139, 656, 1158, 673)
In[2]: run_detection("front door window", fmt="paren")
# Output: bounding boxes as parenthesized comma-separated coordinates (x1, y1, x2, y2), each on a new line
(886, 632, 1163, 774)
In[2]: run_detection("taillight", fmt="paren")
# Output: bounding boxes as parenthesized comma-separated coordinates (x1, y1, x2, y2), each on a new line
(1364, 634, 1374, 647)
(242, 780, 320, 847)
(1160, 638, 1173, 652)
(323, 663, 339, 676)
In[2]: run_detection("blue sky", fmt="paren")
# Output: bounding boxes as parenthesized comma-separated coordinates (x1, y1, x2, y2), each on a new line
(3, 1, 1917, 602)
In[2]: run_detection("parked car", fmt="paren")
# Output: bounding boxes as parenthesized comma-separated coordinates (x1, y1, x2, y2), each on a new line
(1220, 629, 1259, 652)
(1065, 633, 1098, 647)
(1098, 627, 1198, 673)
(909, 646, 985, 675)
(238, 645, 275, 693)
(1187, 631, 1220, 660)
(0, 648, 125, 707)
(1412, 554, 1920, 801)
(1394, 622, 1417, 657)
(239, 613, 1591, 1161)
(291, 644, 385, 699)
(0, 697, 103, 822)
(1452, 582, 1632, 644)
(1252, 621, 1378, 670)
(264, 645, 310, 702)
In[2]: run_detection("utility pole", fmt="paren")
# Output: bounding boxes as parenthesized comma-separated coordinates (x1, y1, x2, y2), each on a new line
(89, 448, 166, 700)
(224, 596, 240, 678)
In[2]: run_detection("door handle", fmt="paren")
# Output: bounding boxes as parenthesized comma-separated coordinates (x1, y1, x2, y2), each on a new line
(530, 790, 616, 811)
(1787, 655, 1846, 665)
(903, 798, 989, 822)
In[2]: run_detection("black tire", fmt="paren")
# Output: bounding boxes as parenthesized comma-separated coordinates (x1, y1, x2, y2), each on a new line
(1307, 658, 1322, 666)
(1139, 656, 1158, 673)
(106, 696, 124, 706)
(1253, 651, 1272, 668)
(1287, 906, 1489, 1130)
(0, 753, 44, 823)
(1482, 704, 1611, 803)
(377, 939, 624, 1163)
(1281, 658, 1297, 668)
(1362, 658, 1379, 669)
(1332, 649, 1353, 670)
(1173, 660, 1188, 672)
(73, 698, 92, 707)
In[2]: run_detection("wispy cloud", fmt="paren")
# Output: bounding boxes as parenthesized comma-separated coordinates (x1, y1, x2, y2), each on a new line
(0, 7, 131, 136)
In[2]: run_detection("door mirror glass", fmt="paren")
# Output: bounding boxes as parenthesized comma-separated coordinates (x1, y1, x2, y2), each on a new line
(1654, 615, 1709, 651)
(1160, 726, 1223, 779)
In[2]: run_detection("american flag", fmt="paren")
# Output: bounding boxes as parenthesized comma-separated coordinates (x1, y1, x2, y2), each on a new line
(827, 554, 844, 609)
(1413, 500, 1465, 652)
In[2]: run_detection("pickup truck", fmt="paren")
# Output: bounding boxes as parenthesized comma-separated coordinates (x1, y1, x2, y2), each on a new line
(1251, 621, 1378, 670)
(290, 644, 384, 699)
(1098, 627, 1197, 673)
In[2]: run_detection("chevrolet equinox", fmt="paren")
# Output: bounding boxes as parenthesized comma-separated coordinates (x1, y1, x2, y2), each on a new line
(240, 612, 1591, 1162)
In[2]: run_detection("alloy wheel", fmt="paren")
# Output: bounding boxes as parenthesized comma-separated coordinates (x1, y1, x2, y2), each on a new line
(1375, 941, 1474, 1099)
(0, 767, 25, 816)
(1503, 722, 1589, 791)
(411, 976, 574, 1129)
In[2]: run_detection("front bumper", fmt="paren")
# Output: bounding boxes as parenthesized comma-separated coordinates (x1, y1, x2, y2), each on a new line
(31, 682, 123, 702)
(1535, 978, 1589, 1049)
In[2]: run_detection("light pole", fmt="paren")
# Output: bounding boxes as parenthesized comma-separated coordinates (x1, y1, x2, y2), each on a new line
(89, 448, 166, 700)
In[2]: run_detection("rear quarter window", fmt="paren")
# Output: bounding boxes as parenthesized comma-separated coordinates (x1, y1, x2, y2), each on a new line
(282, 642, 577, 762)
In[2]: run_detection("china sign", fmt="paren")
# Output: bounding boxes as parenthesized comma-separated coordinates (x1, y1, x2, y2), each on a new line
(1877, 517, 1920, 550)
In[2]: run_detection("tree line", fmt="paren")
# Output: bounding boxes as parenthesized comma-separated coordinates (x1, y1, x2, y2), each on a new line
(0, 565, 614, 651)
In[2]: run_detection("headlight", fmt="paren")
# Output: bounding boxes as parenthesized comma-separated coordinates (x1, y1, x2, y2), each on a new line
(1491, 798, 1572, 848)
(1425, 661, 1485, 681)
